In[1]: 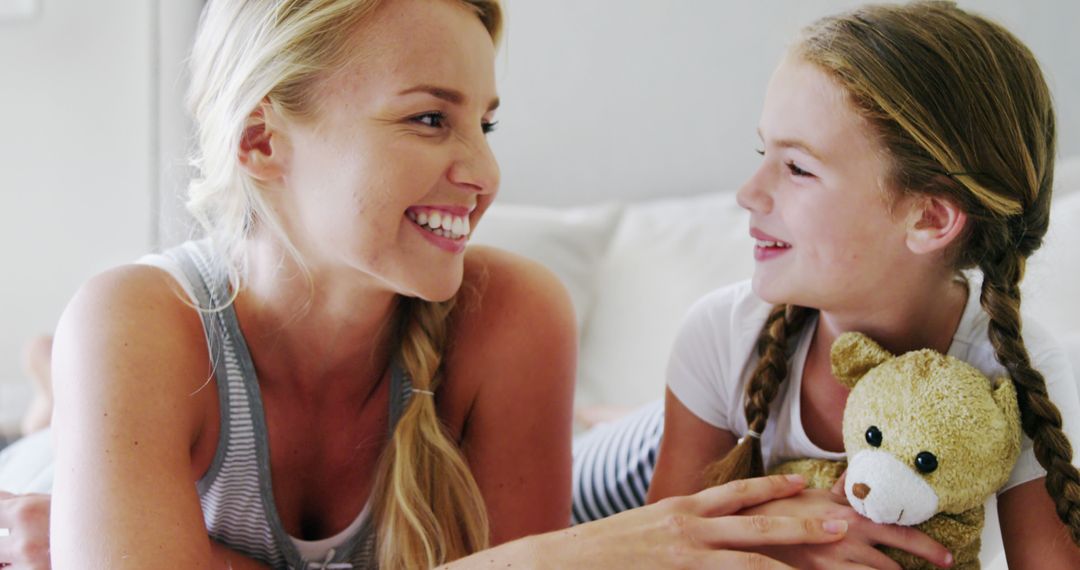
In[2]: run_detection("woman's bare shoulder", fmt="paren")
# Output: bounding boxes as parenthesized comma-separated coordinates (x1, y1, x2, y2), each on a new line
(450, 244, 576, 386)
(443, 247, 578, 540)
(455, 245, 576, 345)
(51, 263, 217, 418)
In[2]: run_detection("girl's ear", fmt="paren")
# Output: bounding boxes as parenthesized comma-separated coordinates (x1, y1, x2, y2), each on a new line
(905, 195, 967, 255)
(238, 101, 288, 182)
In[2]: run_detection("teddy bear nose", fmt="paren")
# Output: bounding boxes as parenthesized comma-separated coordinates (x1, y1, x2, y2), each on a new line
(852, 482, 871, 499)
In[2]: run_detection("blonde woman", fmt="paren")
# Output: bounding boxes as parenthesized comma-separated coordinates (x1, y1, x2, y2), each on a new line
(3, 1, 851, 569)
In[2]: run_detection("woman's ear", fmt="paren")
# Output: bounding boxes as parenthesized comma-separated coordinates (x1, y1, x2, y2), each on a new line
(238, 101, 287, 182)
(905, 195, 967, 255)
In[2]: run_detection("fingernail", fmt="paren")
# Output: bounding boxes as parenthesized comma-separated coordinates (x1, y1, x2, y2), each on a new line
(785, 474, 805, 484)
(943, 552, 954, 567)
(823, 520, 847, 534)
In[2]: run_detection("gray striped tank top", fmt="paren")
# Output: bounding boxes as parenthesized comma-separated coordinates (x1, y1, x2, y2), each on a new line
(160, 240, 411, 569)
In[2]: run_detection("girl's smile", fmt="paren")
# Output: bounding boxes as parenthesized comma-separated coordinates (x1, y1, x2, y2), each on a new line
(750, 227, 793, 261)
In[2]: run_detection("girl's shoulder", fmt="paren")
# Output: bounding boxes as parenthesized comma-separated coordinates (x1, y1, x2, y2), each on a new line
(951, 273, 1070, 376)
(666, 280, 781, 419)
(678, 279, 774, 342)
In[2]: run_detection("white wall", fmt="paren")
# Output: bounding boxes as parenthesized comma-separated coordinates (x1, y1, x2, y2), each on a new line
(1, 0, 1076, 428)
(491, 0, 1080, 205)
(0, 0, 154, 427)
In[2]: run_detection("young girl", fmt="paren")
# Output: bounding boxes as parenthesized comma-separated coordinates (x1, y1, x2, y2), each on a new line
(643, 2, 1080, 568)
(6, 1, 849, 569)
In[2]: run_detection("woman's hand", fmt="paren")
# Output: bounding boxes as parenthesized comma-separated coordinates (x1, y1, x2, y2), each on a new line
(740, 486, 954, 569)
(0, 491, 50, 569)
(492, 475, 850, 569)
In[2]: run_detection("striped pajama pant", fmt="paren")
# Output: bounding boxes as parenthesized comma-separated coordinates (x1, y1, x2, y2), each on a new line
(571, 400, 665, 524)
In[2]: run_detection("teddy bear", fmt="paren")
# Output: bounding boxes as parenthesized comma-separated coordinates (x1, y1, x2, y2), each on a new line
(770, 332, 1022, 569)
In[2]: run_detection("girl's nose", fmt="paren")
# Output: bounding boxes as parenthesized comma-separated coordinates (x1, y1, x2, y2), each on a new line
(736, 165, 773, 213)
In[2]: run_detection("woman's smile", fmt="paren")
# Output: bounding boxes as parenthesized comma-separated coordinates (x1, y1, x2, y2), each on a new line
(406, 206, 472, 253)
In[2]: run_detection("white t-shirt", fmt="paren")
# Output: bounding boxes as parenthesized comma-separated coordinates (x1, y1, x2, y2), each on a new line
(667, 278, 1080, 565)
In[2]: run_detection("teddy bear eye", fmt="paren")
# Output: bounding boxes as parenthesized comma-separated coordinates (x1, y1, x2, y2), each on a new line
(915, 451, 939, 474)
(865, 426, 883, 447)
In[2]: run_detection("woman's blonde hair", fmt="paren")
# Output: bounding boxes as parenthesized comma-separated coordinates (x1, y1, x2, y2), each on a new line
(185, 1, 503, 567)
(707, 1, 1080, 545)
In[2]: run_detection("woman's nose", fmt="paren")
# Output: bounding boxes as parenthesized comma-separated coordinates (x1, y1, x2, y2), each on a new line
(448, 134, 499, 195)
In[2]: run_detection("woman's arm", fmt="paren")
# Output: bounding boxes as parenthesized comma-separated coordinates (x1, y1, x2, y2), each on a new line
(1, 490, 269, 570)
(441, 475, 849, 569)
(210, 542, 271, 570)
(48, 266, 237, 568)
(738, 487, 952, 569)
(451, 248, 577, 544)
(998, 477, 1080, 568)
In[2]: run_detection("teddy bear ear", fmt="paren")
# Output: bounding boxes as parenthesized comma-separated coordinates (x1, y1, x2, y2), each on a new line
(830, 332, 894, 388)
(991, 376, 1023, 462)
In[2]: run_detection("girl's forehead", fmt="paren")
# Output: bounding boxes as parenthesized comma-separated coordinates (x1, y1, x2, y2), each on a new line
(760, 57, 879, 162)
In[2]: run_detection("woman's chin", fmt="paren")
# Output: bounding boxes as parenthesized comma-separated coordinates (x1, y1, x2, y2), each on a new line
(409, 274, 464, 304)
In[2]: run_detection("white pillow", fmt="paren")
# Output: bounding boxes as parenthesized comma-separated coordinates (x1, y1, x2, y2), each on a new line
(1055, 154, 1080, 196)
(470, 202, 622, 329)
(0, 428, 52, 494)
(1025, 189, 1080, 374)
(577, 192, 753, 408)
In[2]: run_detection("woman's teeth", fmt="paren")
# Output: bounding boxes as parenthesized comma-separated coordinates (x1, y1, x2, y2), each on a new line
(755, 239, 792, 248)
(408, 209, 470, 239)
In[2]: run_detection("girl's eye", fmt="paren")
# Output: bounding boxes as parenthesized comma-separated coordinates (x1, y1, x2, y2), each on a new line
(786, 161, 813, 177)
(482, 120, 499, 135)
(413, 112, 446, 128)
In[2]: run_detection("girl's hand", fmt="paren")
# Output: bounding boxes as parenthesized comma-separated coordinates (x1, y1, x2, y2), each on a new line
(740, 487, 954, 569)
(526, 475, 849, 569)
(0, 491, 51, 569)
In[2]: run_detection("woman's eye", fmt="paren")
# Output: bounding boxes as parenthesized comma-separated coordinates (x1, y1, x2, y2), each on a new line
(482, 120, 499, 135)
(786, 161, 813, 177)
(755, 148, 765, 156)
(413, 112, 446, 128)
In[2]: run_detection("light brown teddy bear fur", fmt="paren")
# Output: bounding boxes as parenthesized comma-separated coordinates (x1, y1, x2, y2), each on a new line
(769, 332, 1022, 569)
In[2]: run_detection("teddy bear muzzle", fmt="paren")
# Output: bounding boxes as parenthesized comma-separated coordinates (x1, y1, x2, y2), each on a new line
(845, 449, 939, 526)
